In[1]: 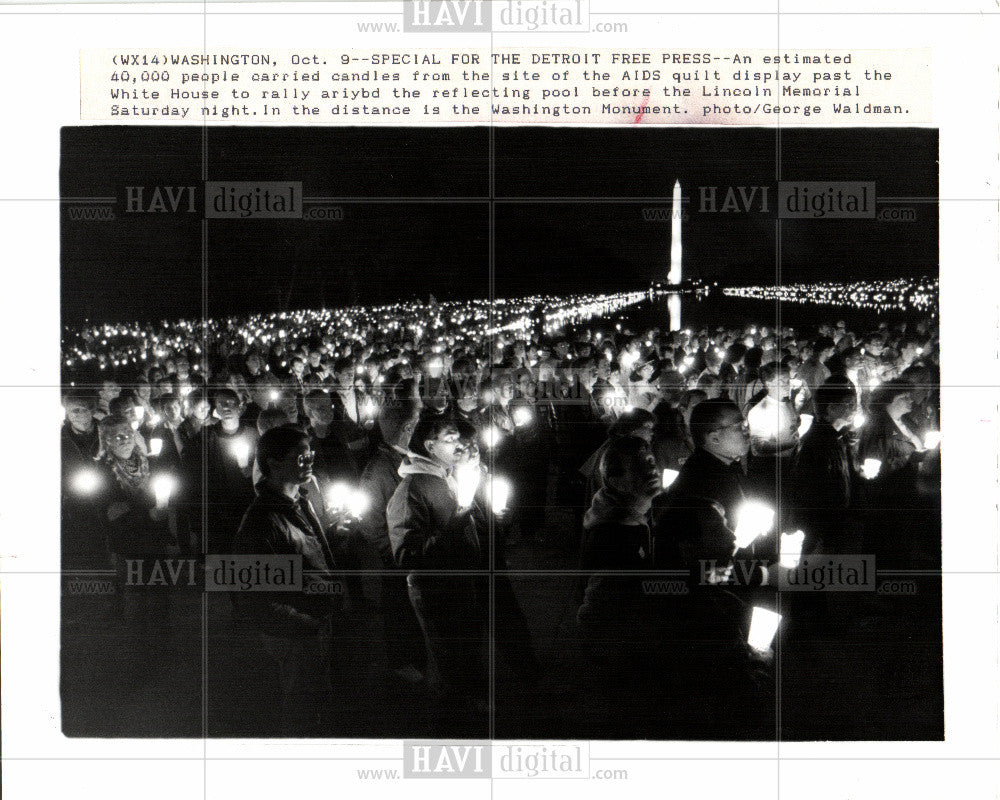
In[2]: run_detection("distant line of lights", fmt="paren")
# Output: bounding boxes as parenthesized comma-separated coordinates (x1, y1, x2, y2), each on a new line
(722, 277, 938, 315)
(62, 290, 650, 371)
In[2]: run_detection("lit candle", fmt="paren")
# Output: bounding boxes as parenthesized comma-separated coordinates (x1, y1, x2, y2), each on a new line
(326, 482, 351, 512)
(512, 406, 533, 428)
(490, 476, 511, 515)
(360, 398, 379, 419)
(779, 530, 805, 569)
(747, 606, 782, 652)
(149, 437, 164, 457)
(151, 473, 177, 508)
(71, 468, 101, 495)
(454, 462, 481, 508)
(347, 488, 370, 519)
(230, 438, 251, 469)
(797, 414, 814, 437)
(853, 411, 866, 429)
(481, 425, 503, 449)
(734, 501, 775, 549)
(661, 468, 679, 489)
(923, 430, 941, 450)
(861, 458, 882, 480)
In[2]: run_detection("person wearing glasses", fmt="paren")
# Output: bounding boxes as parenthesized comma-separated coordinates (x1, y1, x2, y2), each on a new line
(653, 398, 772, 586)
(232, 424, 345, 736)
(648, 398, 776, 725)
(386, 416, 486, 717)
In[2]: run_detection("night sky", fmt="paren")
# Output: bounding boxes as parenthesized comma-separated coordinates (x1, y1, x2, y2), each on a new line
(61, 126, 937, 325)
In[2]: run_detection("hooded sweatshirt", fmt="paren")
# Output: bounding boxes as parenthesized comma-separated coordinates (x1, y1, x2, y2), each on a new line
(386, 453, 481, 576)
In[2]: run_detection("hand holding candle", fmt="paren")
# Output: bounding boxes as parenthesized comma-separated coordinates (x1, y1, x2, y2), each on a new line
(512, 406, 533, 428)
(779, 529, 806, 568)
(489, 475, 511, 516)
(797, 414, 813, 438)
(733, 501, 775, 550)
(861, 458, 882, 480)
(230, 438, 251, 469)
(151, 473, 177, 509)
(326, 481, 370, 520)
(481, 425, 503, 450)
(747, 606, 782, 653)
(454, 462, 482, 509)
(71, 468, 101, 496)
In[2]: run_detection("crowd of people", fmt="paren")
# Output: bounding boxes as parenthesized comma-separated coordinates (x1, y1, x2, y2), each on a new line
(60, 298, 941, 738)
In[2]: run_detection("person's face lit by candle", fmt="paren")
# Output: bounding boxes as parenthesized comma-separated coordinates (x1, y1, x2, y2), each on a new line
(425, 424, 466, 471)
(304, 393, 335, 429)
(706, 409, 751, 462)
(456, 387, 478, 413)
(63, 398, 95, 434)
(105, 424, 136, 461)
(276, 392, 299, 422)
(215, 394, 243, 426)
(605, 440, 661, 499)
(765, 370, 792, 402)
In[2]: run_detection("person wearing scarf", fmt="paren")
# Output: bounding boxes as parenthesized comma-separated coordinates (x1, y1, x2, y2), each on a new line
(95, 414, 179, 681)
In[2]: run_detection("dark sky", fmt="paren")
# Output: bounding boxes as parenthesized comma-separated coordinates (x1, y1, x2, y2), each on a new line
(61, 126, 937, 325)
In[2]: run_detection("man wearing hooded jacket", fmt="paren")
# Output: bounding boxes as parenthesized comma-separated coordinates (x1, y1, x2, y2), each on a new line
(387, 416, 485, 704)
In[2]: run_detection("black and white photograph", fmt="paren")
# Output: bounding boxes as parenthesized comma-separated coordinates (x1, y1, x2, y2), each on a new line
(59, 125, 942, 741)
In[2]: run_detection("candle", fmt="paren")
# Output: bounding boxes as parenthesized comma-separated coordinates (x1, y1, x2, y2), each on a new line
(149, 437, 164, 457)
(853, 411, 866, 429)
(71, 468, 101, 495)
(779, 530, 806, 568)
(490, 476, 511, 515)
(512, 406, 533, 428)
(861, 458, 882, 480)
(326, 482, 351, 513)
(797, 414, 813, 437)
(151, 473, 176, 508)
(747, 606, 782, 652)
(454, 463, 481, 508)
(923, 430, 941, 450)
(230, 438, 251, 469)
(661, 468, 679, 489)
(481, 425, 503, 449)
(347, 488, 370, 519)
(734, 501, 775, 549)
